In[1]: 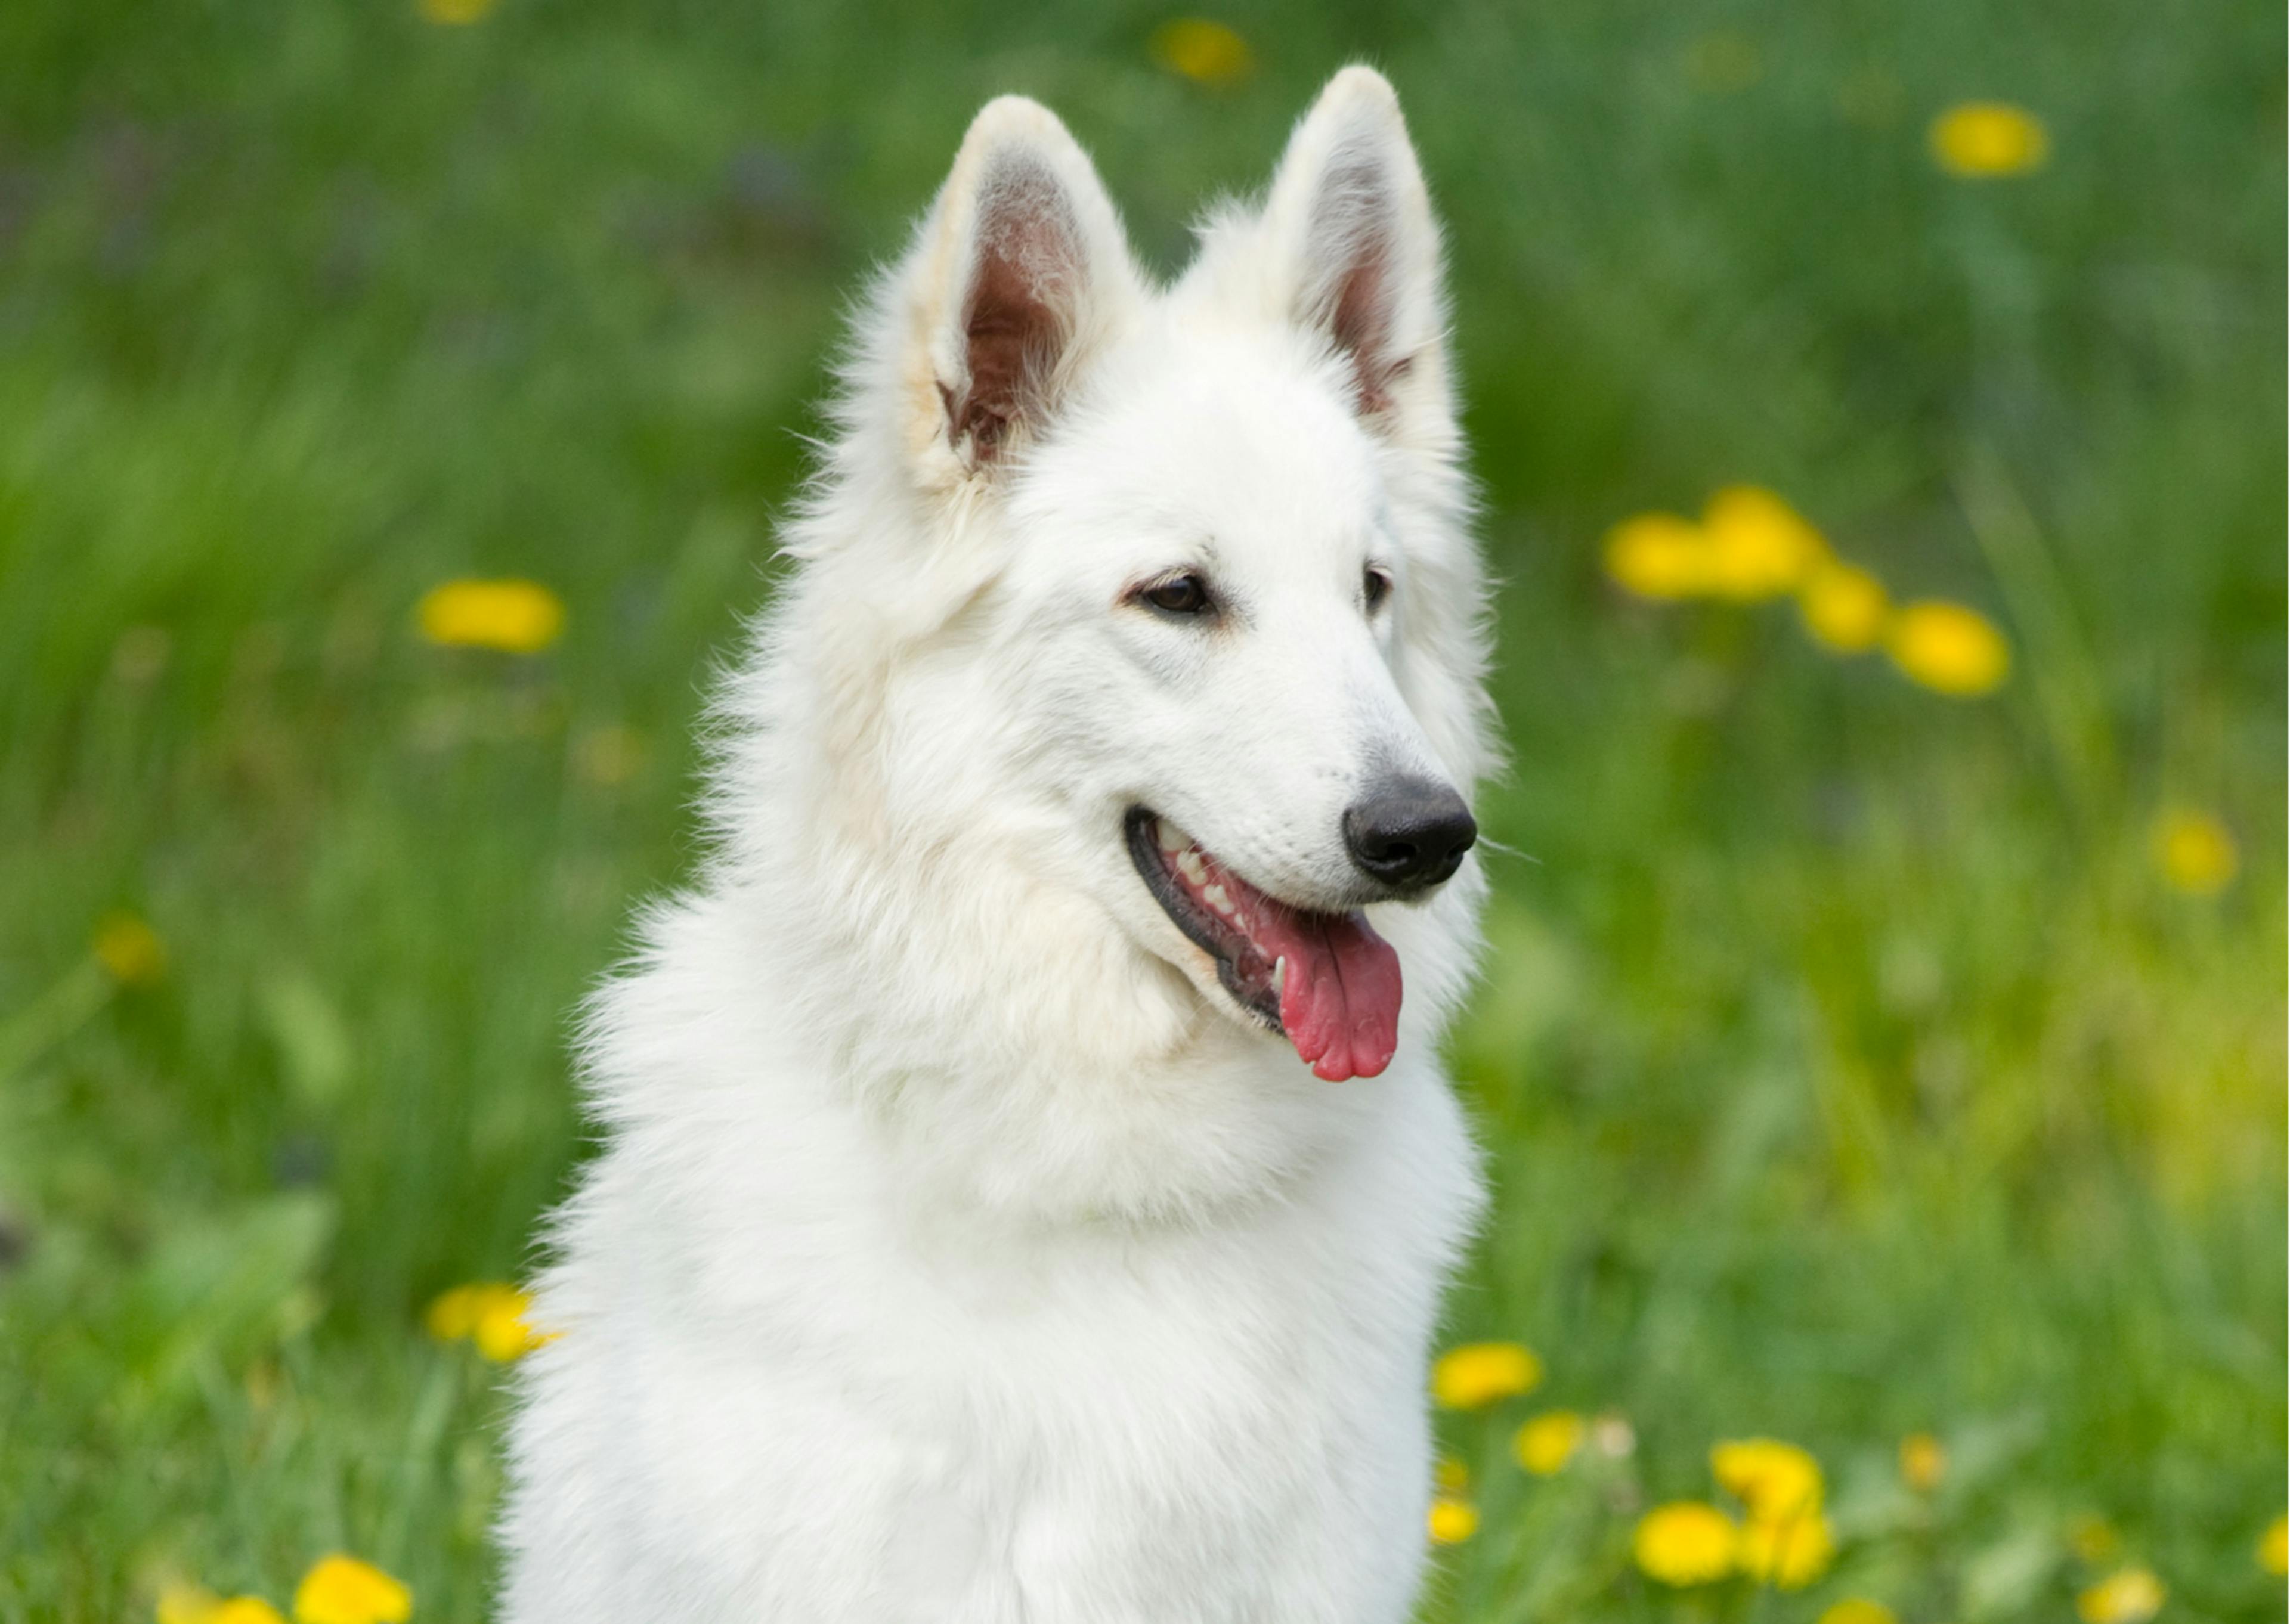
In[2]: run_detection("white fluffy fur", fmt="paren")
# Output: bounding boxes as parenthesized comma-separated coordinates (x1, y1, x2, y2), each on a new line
(501, 67, 1496, 1622)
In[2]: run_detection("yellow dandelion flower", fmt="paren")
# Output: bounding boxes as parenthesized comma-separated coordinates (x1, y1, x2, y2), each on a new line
(425, 1282, 490, 1342)
(2077, 1567, 2166, 1624)
(1149, 19, 1254, 87)
(1427, 1496, 1480, 1544)
(419, 0, 495, 23)
(1818, 1601, 1898, 1624)
(1701, 485, 1828, 600)
(2150, 809, 2238, 895)
(1431, 1342, 1542, 1409)
(1929, 101, 2050, 178)
(416, 578, 565, 654)
(292, 1555, 411, 1624)
(474, 1287, 550, 1361)
(1512, 1409, 1585, 1475)
(95, 910, 169, 987)
(1434, 1456, 1469, 1493)
(1798, 561, 1890, 653)
(1604, 513, 1711, 599)
(1738, 1510, 1837, 1589)
(2070, 1515, 2122, 1564)
(1633, 1501, 1738, 1586)
(2258, 1512, 2287, 1575)
(426, 1280, 552, 1358)
(1899, 1431, 1946, 1492)
(1885, 599, 2010, 696)
(1710, 1437, 1824, 1519)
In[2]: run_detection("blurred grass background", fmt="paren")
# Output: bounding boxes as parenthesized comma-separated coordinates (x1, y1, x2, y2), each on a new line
(0, 1, 2282, 1619)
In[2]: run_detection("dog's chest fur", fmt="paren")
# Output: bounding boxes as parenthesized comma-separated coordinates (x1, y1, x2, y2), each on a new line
(503, 900, 1480, 1622)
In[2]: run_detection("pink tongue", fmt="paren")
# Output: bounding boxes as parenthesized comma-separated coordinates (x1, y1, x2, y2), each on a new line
(1255, 906, 1403, 1083)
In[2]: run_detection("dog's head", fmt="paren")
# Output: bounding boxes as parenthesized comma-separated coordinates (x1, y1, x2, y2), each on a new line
(776, 69, 1491, 1091)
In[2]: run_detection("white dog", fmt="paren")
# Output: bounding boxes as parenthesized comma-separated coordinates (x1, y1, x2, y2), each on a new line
(501, 66, 1496, 1623)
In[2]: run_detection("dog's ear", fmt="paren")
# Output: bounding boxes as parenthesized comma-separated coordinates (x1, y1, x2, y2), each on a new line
(903, 97, 1139, 479)
(1234, 67, 1449, 430)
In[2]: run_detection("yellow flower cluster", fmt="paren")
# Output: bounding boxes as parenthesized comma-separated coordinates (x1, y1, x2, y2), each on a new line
(1603, 487, 1824, 604)
(427, 1281, 552, 1361)
(1604, 486, 2011, 697)
(416, 578, 565, 654)
(1423, 1371, 2258, 1606)
(419, 0, 496, 24)
(1423, 1343, 1570, 1542)
(159, 1555, 409, 1624)
(1421, 1340, 1659, 1547)
(1717, 1437, 1834, 1587)
(1929, 101, 2050, 178)
(2260, 1512, 2288, 1576)
(1633, 1436, 1835, 1589)
(1149, 19, 1254, 87)
(1421, 1336, 1666, 1554)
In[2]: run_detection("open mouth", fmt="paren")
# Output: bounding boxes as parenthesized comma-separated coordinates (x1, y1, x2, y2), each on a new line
(1124, 807, 1402, 1083)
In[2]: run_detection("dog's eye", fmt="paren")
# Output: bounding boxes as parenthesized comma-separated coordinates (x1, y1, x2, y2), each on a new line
(1140, 573, 1214, 617)
(1363, 566, 1394, 612)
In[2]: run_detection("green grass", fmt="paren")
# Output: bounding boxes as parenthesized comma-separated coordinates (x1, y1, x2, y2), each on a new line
(1, 1, 2282, 1619)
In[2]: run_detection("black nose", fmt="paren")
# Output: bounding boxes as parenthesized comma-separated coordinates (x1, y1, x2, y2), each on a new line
(1342, 779, 1477, 890)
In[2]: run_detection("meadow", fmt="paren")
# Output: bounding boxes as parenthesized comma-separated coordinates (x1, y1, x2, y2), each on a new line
(0, 1, 2282, 1620)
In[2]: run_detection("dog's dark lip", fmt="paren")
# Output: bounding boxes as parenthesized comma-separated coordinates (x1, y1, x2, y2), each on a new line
(1123, 806, 1283, 1031)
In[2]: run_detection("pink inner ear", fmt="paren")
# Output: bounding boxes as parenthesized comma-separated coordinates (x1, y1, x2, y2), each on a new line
(1329, 244, 1398, 416)
(1306, 152, 1409, 419)
(950, 169, 1079, 461)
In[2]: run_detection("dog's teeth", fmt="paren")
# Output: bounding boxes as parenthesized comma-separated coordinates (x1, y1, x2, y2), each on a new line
(1270, 957, 1287, 997)
(1204, 884, 1231, 913)
(1175, 850, 1207, 884)
(1155, 819, 1186, 853)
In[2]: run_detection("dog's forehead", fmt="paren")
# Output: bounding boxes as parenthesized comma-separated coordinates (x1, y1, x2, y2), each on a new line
(1039, 330, 1385, 566)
